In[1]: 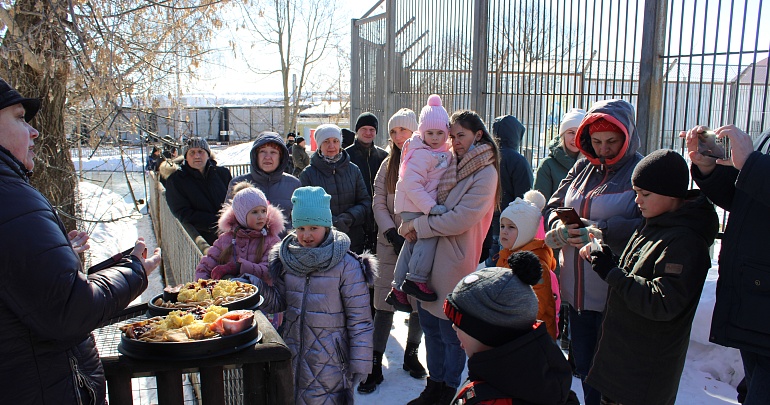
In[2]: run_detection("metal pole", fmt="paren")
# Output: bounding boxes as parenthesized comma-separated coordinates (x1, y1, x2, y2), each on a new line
(471, 0, 489, 118)
(350, 18, 361, 131)
(636, 0, 668, 154)
(383, 0, 396, 147)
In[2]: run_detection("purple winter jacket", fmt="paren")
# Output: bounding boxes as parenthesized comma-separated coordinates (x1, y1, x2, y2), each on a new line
(544, 99, 643, 312)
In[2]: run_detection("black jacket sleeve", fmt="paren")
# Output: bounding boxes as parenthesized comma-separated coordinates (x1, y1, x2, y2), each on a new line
(0, 183, 147, 346)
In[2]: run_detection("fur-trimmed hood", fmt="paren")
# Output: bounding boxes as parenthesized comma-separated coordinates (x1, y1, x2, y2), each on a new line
(267, 240, 377, 286)
(217, 202, 286, 237)
(159, 155, 184, 180)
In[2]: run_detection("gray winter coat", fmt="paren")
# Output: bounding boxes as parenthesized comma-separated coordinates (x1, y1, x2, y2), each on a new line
(544, 99, 643, 312)
(229, 132, 301, 227)
(299, 150, 372, 254)
(259, 231, 375, 405)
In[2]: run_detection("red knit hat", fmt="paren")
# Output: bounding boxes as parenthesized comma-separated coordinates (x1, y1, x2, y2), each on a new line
(588, 118, 621, 135)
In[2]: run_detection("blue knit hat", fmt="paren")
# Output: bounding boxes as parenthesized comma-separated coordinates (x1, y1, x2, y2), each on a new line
(291, 186, 332, 228)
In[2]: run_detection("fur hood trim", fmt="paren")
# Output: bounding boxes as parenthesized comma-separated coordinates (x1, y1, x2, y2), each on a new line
(217, 202, 286, 237)
(267, 243, 377, 286)
(158, 156, 183, 180)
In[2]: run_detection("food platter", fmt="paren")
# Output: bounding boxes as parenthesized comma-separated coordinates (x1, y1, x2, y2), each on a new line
(119, 326, 262, 360)
(147, 279, 263, 316)
(118, 326, 262, 361)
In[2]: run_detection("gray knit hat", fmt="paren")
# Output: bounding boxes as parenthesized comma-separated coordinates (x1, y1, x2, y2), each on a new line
(388, 108, 419, 133)
(184, 137, 211, 157)
(444, 251, 542, 347)
(314, 124, 342, 147)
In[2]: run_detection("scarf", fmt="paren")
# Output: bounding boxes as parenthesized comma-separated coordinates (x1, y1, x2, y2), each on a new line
(321, 152, 344, 165)
(280, 229, 351, 276)
(436, 142, 495, 204)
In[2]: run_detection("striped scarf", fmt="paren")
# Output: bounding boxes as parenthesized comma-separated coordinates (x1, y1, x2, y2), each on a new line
(436, 143, 495, 204)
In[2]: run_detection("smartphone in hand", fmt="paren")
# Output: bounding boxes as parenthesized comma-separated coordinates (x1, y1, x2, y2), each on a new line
(555, 207, 586, 228)
(697, 128, 730, 160)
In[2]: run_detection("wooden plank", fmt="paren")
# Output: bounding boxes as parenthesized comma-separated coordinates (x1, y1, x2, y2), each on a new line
(200, 366, 225, 405)
(242, 363, 265, 405)
(270, 360, 294, 405)
(156, 370, 184, 405)
(106, 372, 133, 405)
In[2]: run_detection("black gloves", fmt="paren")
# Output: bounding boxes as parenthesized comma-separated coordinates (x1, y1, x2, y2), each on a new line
(335, 213, 354, 233)
(384, 228, 405, 255)
(589, 244, 619, 280)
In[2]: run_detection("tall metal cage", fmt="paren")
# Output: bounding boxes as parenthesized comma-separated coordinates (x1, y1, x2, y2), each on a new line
(351, 0, 769, 168)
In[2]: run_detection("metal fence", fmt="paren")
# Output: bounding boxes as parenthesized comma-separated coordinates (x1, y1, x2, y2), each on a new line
(351, 0, 770, 163)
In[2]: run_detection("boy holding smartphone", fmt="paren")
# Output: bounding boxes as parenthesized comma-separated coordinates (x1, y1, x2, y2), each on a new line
(579, 149, 718, 405)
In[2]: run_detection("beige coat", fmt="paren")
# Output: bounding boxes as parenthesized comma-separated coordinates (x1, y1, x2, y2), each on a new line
(412, 164, 498, 319)
(372, 157, 401, 310)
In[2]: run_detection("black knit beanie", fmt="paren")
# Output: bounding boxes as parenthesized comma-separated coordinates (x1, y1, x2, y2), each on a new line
(632, 149, 689, 198)
(355, 112, 379, 134)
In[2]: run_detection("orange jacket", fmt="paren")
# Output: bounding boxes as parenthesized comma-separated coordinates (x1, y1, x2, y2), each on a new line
(497, 239, 558, 340)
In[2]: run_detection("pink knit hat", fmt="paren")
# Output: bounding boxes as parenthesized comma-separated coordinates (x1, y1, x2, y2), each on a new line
(232, 186, 268, 227)
(418, 94, 450, 135)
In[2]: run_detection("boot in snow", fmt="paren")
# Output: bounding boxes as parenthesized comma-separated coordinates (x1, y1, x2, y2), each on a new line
(407, 378, 444, 405)
(403, 342, 427, 378)
(436, 384, 458, 405)
(357, 351, 384, 394)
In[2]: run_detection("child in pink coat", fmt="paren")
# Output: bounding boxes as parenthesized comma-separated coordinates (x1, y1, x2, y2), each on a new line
(195, 182, 285, 327)
(387, 94, 453, 309)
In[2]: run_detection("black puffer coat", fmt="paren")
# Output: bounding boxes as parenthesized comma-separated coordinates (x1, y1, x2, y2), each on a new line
(0, 146, 149, 404)
(693, 140, 770, 357)
(299, 150, 372, 254)
(586, 192, 718, 405)
(346, 139, 388, 252)
(452, 322, 577, 405)
(165, 159, 232, 244)
(229, 132, 301, 228)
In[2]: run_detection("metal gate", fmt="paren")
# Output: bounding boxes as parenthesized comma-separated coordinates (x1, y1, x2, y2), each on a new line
(352, 0, 769, 163)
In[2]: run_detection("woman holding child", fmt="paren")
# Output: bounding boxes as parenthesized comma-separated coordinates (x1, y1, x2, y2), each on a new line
(400, 109, 500, 405)
(357, 108, 427, 394)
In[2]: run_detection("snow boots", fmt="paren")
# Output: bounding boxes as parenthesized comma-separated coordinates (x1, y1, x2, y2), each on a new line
(403, 342, 427, 378)
(357, 351, 384, 394)
(407, 378, 445, 405)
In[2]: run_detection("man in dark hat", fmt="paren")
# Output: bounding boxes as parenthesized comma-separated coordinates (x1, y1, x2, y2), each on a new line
(165, 136, 233, 244)
(0, 77, 161, 404)
(346, 112, 388, 253)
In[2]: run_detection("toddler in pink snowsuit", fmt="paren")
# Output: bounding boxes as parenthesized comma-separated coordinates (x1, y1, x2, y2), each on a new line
(387, 94, 453, 308)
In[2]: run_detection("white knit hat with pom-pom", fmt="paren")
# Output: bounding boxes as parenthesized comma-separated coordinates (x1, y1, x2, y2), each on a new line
(417, 94, 450, 135)
(501, 190, 547, 250)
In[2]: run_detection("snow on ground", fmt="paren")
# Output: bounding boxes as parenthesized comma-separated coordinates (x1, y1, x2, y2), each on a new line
(77, 144, 744, 404)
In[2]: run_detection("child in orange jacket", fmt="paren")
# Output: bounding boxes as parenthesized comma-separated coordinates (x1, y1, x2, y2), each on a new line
(494, 190, 559, 340)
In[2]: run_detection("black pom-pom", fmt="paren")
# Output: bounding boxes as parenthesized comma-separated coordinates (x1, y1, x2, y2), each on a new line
(507, 251, 543, 286)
